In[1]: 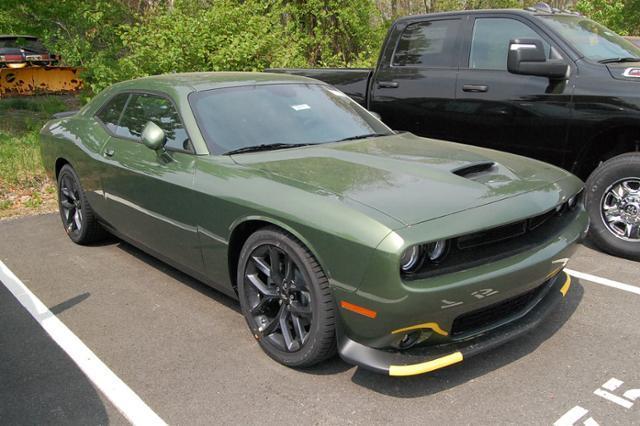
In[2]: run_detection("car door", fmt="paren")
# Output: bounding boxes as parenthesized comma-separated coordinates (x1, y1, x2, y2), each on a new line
(100, 92, 204, 275)
(369, 17, 462, 140)
(451, 14, 573, 166)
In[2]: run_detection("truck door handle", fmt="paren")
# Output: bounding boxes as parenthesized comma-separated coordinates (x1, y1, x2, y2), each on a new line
(104, 149, 115, 157)
(462, 84, 488, 93)
(378, 81, 399, 88)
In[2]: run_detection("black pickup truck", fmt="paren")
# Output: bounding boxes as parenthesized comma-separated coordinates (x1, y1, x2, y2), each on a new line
(270, 4, 640, 260)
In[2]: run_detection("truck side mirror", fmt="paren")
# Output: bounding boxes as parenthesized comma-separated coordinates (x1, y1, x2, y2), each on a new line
(141, 121, 166, 151)
(507, 38, 568, 79)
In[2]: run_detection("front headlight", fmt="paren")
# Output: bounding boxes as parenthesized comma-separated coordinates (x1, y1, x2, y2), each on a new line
(426, 240, 447, 261)
(400, 245, 423, 272)
(400, 239, 448, 274)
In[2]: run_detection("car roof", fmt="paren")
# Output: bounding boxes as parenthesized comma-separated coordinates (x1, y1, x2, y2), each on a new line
(114, 72, 321, 93)
(394, 8, 578, 23)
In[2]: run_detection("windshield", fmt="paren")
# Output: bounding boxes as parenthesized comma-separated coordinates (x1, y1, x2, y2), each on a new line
(189, 83, 392, 154)
(541, 15, 640, 62)
(0, 37, 46, 52)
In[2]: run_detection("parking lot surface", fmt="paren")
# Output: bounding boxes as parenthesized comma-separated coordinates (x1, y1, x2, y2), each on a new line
(1, 213, 639, 425)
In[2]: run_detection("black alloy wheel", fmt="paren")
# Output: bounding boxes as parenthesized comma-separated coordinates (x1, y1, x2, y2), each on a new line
(57, 165, 107, 244)
(238, 227, 336, 367)
(59, 171, 84, 239)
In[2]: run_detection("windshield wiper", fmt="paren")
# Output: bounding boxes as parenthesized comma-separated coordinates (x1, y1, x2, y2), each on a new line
(224, 142, 314, 155)
(598, 57, 640, 64)
(334, 133, 388, 143)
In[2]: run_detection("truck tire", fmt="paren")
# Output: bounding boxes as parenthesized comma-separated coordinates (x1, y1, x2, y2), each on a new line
(585, 153, 640, 260)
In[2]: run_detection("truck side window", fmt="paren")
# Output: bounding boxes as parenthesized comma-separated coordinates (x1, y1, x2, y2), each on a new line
(393, 19, 461, 67)
(469, 18, 550, 70)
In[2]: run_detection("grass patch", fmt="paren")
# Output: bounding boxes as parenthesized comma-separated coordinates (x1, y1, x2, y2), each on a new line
(0, 95, 79, 219)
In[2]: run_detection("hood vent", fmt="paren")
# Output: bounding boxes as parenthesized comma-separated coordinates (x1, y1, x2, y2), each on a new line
(451, 161, 495, 179)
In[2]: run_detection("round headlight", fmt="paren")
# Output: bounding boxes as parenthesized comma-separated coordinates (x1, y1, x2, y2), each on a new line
(400, 245, 422, 272)
(426, 240, 447, 261)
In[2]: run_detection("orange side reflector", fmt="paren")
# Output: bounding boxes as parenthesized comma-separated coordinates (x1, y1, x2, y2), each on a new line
(340, 301, 377, 318)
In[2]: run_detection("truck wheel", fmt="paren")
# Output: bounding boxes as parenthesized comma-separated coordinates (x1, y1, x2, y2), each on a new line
(585, 153, 640, 260)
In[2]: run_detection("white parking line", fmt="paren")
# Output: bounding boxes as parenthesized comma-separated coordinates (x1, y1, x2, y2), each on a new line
(0, 261, 167, 426)
(566, 268, 640, 296)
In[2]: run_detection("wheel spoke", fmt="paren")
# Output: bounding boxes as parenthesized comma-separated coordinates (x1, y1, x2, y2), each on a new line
(289, 301, 312, 318)
(247, 273, 277, 297)
(625, 223, 640, 239)
(279, 309, 299, 351)
(613, 184, 626, 200)
(60, 199, 74, 209)
(65, 206, 76, 223)
(291, 314, 308, 345)
(622, 180, 640, 194)
(251, 256, 271, 278)
(73, 209, 82, 230)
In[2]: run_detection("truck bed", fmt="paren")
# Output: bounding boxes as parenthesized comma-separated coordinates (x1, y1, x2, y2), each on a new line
(266, 68, 372, 106)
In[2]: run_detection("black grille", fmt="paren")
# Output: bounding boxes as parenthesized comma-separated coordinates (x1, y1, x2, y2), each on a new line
(451, 283, 546, 336)
(404, 203, 579, 280)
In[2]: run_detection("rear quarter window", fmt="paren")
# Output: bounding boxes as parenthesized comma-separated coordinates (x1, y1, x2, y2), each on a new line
(95, 93, 130, 134)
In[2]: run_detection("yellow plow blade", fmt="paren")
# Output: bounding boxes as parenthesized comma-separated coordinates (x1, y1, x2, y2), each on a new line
(0, 66, 83, 96)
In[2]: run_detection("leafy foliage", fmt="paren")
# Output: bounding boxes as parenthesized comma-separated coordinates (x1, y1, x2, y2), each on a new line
(0, 0, 639, 95)
(576, 0, 640, 36)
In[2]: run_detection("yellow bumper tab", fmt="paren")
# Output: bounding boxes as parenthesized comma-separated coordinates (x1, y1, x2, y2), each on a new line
(560, 274, 571, 297)
(391, 321, 448, 336)
(388, 351, 463, 377)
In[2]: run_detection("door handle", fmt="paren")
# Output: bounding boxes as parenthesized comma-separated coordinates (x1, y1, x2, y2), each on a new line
(104, 149, 115, 157)
(377, 81, 399, 89)
(462, 84, 488, 93)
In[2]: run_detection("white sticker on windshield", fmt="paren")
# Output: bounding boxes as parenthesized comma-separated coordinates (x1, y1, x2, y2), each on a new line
(291, 104, 311, 111)
(328, 89, 348, 97)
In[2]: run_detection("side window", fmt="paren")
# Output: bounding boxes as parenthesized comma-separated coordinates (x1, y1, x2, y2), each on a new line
(117, 93, 190, 152)
(393, 19, 461, 67)
(469, 18, 551, 70)
(95, 93, 129, 134)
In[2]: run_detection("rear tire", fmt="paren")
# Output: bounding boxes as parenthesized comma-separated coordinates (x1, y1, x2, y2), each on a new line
(57, 165, 107, 245)
(585, 153, 640, 260)
(237, 227, 336, 368)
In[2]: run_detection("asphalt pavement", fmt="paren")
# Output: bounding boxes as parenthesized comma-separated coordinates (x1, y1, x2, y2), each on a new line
(1, 213, 639, 425)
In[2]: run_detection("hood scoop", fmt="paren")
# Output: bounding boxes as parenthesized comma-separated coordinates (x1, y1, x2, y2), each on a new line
(451, 161, 495, 179)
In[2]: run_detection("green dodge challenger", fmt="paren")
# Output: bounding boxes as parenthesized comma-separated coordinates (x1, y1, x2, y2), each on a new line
(40, 72, 588, 376)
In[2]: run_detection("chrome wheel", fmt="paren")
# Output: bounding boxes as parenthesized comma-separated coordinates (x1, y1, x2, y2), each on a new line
(242, 244, 313, 352)
(600, 178, 640, 242)
(59, 173, 83, 237)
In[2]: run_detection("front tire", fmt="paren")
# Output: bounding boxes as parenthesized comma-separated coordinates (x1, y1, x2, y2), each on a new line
(57, 165, 107, 245)
(585, 153, 640, 260)
(237, 227, 336, 368)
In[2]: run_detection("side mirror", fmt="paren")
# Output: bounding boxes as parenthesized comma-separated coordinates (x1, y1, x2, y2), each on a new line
(141, 121, 166, 151)
(507, 38, 568, 79)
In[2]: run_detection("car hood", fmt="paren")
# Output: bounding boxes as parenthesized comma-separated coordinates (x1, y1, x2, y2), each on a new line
(231, 133, 571, 226)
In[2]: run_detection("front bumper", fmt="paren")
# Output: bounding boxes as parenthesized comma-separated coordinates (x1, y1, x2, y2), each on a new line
(337, 271, 571, 376)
